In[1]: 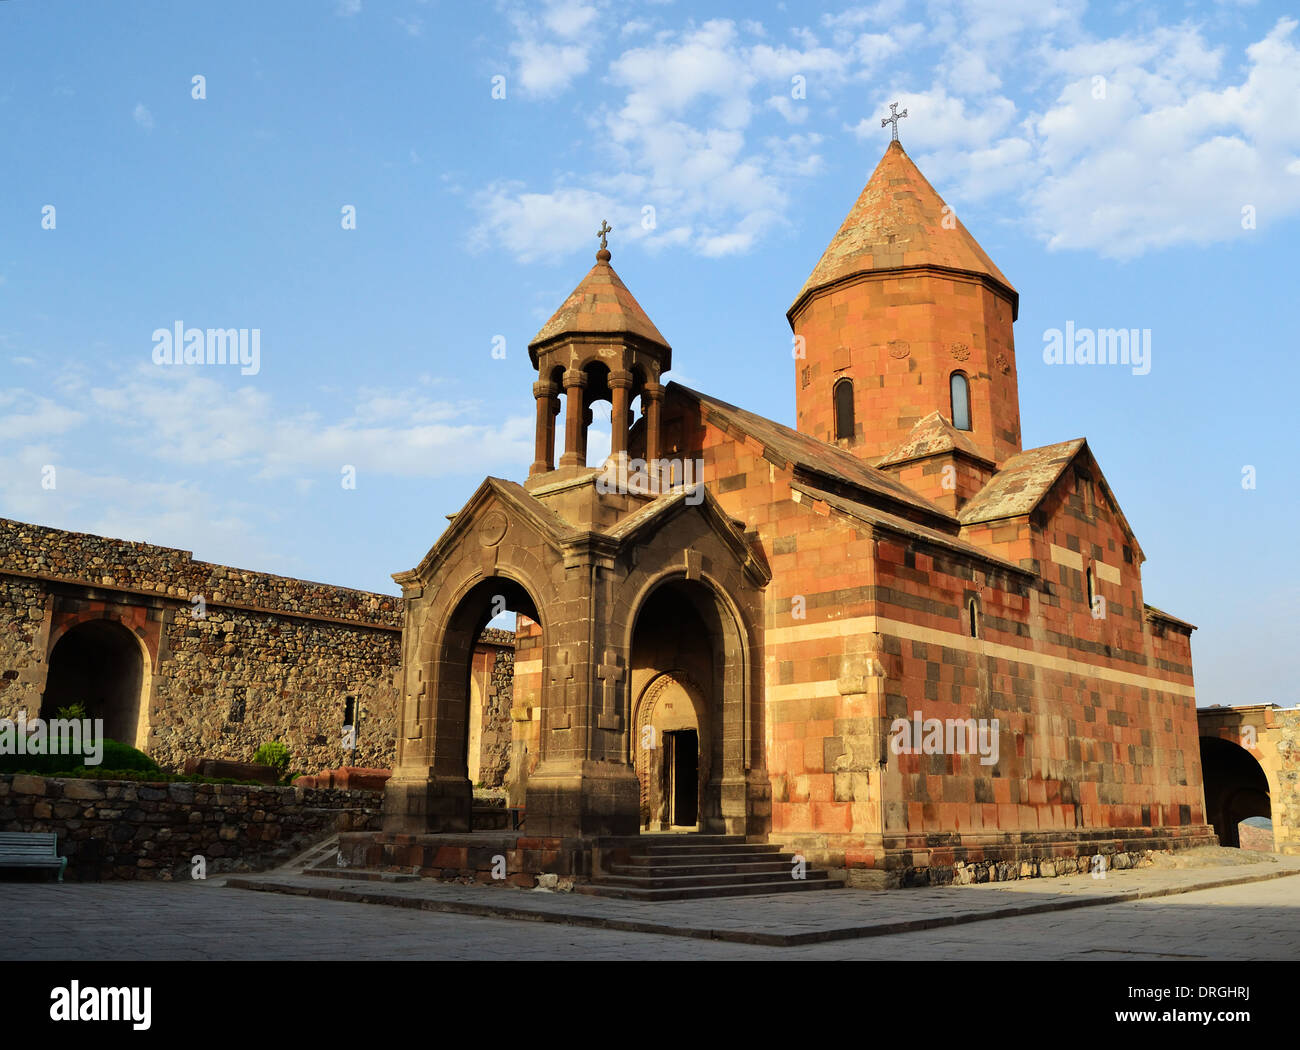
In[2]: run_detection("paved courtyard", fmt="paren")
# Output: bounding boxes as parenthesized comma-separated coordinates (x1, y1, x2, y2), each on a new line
(1, 861, 1297, 960)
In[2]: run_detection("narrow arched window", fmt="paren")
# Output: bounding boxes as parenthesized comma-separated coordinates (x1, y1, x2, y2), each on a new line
(834, 378, 855, 440)
(950, 372, 971, 431)
(968, 597, 979, 638)
(1086, 566, 1096, 610)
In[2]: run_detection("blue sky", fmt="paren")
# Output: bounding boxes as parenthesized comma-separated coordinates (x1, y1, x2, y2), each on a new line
(1, 0, 1296, 707)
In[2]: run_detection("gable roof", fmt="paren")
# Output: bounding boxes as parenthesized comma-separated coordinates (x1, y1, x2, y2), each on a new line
(789, 140, 1017, 322)
(395, 477, 573, 585)
(670, 383, 955, 525)
(958, 438, 1145, 560)
(529, 249, 670, 366)
(875, 410, 994, 469)
(958, 440, 1085, 525)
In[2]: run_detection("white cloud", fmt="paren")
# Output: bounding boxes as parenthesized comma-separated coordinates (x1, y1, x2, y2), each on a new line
(481, 18, 847, 263)
(336, 0, 361, 16)
(82, 366, 533, 480)
(132, 103, 154, 131)
(1024, 17, 1300, 256)
(506, 0, 600, 98)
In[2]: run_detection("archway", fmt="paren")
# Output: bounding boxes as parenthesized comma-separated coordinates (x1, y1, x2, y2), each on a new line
(1199, 736, 1271, 848)
(433, 575, 542, 831)
(628, 577, 742, 834)
(40, 619, 147, 749)
(633, 673, 708, 830)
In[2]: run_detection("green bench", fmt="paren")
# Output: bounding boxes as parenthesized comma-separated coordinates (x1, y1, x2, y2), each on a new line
(0, 832, 67, 882)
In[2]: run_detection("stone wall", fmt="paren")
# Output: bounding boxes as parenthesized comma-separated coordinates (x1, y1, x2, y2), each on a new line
(0, 517, 404, 775)
(0, 773, 382, 880)
(475, 629, 515, 787)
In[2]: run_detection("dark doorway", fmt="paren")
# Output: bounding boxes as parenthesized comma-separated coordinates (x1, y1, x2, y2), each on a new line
(1199, 735, 1271, 848)
(665, 729, 698, 827)
(40, 620, 144, 747)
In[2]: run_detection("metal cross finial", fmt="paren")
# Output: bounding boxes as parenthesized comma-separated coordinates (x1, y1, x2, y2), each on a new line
(881, 101, 908, 142)
(597, 219, 612, 250)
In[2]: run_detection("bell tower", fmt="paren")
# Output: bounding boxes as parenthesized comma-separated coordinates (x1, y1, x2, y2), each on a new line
(527, 221, 671, 482)
(788, 112, 1022, 467)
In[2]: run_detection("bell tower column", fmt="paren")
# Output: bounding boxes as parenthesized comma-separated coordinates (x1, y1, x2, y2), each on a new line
(643, 381, 664, 466)
(530, 378, 558, 477)
(608, 370, 633, 457)
(560, 368, 589, 468)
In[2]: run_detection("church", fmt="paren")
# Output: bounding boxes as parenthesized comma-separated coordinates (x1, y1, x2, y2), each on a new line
(380, 127, 1215, 887)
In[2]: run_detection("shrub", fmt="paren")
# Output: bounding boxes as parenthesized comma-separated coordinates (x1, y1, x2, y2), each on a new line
(0, 738, 160, 776)
(252, 741, 291, 776)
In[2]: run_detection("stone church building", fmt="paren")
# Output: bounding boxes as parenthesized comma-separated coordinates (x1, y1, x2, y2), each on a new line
(383, 137, 1216, 883)
(2, 136, 1232, 887)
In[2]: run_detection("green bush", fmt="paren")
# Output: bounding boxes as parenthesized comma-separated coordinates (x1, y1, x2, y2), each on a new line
(0, 738, 161, 776)
(252, 741, 291, 775)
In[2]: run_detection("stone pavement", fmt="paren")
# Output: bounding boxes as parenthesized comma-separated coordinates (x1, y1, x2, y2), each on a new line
(219, 851, 1300, 947)
(1, 869, 1298, 960)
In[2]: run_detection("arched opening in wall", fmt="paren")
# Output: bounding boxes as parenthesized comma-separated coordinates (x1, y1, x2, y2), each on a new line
(950, 371, 971, 431)
(40, 619, 147, 751)
(968, 597, 980, 638)
(436, 576, 540, 831)
(582, 361, 612, 468)
(1086, 565, 1096, 612)
(833, 377, 855, 441)
(629, 578, 742, 834)
(1199, 736, 1272, 849)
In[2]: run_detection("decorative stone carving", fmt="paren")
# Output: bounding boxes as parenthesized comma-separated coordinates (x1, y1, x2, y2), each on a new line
(887, 340, 910, 359)
(479, 510, 508, 547)
(949, 342, 970, 361)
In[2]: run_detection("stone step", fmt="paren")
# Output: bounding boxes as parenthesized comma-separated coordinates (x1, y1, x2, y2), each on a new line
(301, 868, 421, 884)
(588, 868, 836, 891)
(608, 858, 795, 878)
(575, 877, 844, 902)
(635, 843, 785, 858)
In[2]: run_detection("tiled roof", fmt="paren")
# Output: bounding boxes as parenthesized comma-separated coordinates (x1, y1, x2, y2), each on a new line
(876, 411, 993, 468)
(529, 250, 670, 364)
(790, 141, 1017, 320)
(958, 440, 1085, 524)
(671, 383, 954, 523)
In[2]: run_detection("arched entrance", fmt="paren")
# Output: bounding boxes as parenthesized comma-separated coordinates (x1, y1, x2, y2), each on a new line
(431, 575, 541, 831)
(628, 576, 748, 834)
(633, 672, 708, 829)
(40, 619, 147, 749)
(1200, 736, 1271, 848)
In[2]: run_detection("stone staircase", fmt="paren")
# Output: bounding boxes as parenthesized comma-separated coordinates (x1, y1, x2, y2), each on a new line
(577, 835, 844, 901)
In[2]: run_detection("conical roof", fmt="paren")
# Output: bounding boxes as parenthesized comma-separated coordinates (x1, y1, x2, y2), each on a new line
(789, 140, 1017, 320)
(529, 248, 671, 367)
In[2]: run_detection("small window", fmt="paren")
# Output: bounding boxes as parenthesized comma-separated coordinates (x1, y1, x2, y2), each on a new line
(834, 378, 855, 440)
(968, 597, 979, 638)
(1086, 567, 1096, 609)
(950, 373, 971, 431)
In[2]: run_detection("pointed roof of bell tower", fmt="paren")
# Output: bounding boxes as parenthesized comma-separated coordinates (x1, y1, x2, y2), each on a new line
(788, 139, 1017, 322)
(528, 228, 671, 368)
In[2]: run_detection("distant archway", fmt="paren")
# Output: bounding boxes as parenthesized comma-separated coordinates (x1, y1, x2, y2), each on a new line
(1199, 736, 1271, 848)
(430, 575, 542, 830)
(40, 619, 147, 749)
